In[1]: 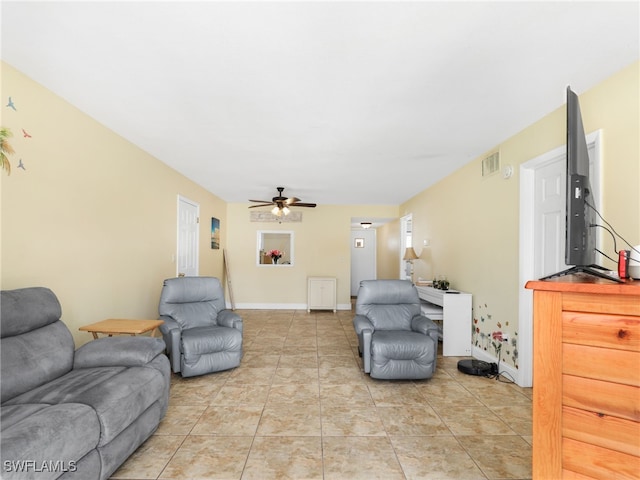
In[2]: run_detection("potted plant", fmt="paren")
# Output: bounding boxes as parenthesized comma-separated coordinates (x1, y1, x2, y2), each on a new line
(267, 249, 283, 264)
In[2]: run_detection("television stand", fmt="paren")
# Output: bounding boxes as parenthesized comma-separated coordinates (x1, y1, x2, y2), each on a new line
(540, 264, 624, 283)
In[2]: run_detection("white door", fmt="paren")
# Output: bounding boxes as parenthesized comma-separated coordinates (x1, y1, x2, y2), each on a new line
(534, 157, 566, 278)
(177, 195, 199, 277)
(519, 131, 601, 387)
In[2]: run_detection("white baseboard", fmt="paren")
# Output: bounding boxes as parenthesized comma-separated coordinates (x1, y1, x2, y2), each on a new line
(471, 346, 520, 385)
(228, 303, 352, 311)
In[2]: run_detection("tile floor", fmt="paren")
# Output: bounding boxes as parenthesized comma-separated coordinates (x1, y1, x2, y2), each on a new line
(111, 308, 532, 480)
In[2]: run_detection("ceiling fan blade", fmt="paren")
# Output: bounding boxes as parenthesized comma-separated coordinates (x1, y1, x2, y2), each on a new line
(284, 197, 301, 205)
(248, 204, 275, 208)
(249, 199, 274, 203)
(291, 202, 316, 208)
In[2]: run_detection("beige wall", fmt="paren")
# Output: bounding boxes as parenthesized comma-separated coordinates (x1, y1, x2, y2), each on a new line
(376, 219, 401, 279)
(1, 62, 228, 345)
(225, 203, 398, 307)
(3, 58, 637, 359)
(401, 61, 639, 370)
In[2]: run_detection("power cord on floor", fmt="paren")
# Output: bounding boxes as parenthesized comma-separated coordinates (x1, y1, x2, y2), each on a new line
(484, 343, 515, 384)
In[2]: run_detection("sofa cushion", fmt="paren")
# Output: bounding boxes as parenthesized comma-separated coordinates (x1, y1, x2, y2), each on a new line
(0, 287, 62, 338)
(74, 336, 166, 369)
(0, 403, 100, 480)
(1, 321, 75, 403)
(0, 404, 50, 430)
(4, 366, 166, 446)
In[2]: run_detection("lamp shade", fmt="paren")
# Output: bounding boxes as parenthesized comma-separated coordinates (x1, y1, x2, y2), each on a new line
(403, 247, 418, 261)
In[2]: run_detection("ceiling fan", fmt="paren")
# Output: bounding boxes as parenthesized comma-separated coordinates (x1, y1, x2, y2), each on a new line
(248, 187, 317, 216)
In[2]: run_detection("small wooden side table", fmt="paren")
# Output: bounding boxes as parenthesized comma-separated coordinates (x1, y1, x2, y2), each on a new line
(79, 319, 164, 339)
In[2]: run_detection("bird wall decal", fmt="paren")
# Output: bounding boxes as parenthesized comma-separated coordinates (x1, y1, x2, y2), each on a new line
(22, 129, 31, 138)
(6, 97, 16, 111)
(17, 159, 25, 170)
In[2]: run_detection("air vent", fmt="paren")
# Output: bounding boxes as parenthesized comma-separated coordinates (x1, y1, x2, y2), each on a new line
(482, 152, 500, 177)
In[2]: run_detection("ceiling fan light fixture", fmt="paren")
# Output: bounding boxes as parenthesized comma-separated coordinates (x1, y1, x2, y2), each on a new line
(249, 187, 317, 213)
(361, 222, 372, 229)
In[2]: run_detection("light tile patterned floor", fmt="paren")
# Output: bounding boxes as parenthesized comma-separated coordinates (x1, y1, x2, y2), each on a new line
(111, 308, 532, 480)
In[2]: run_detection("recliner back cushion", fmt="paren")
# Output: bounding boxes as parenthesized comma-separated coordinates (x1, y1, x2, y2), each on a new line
(158, 277, 224, 329)
(357, 304, 416, 330)
(161, 302, 218, 329)
(355, 280, 421, 331)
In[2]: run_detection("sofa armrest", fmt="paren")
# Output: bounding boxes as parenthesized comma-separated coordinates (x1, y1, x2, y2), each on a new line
(73, 336, 166, 369)
(217, 310, 243, 332)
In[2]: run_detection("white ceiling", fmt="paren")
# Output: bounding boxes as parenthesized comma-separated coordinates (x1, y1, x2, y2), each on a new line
(2, 1, 638, 207)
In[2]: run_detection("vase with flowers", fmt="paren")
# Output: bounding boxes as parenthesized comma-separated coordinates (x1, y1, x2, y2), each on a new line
(267, 249, 283, 264)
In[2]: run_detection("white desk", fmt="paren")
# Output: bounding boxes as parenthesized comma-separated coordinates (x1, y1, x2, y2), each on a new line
(416, 286, 472, 356)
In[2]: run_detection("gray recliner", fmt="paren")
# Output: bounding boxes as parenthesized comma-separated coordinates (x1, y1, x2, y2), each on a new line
(158, 276, 243, 377)
(353, 279, 439, 380)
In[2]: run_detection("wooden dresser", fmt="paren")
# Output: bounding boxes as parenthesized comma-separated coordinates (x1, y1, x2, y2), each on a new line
(525, 277, 640, 479)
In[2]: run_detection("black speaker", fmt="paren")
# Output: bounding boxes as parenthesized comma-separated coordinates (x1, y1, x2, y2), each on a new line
(457, 359, 495, 376)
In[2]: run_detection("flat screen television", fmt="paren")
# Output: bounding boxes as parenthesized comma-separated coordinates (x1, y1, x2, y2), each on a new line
(541, 86, 621, 282)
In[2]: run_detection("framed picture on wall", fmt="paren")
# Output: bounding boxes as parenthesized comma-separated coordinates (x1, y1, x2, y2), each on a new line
(211, 217, 220, 249)
(354, 238, 364, 248)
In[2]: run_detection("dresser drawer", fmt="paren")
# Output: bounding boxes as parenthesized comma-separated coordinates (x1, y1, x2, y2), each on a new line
(563, 406, 640, 457)
(562, 437, 640, 479)
(563, 374, 640, 422)
(563, 312, 640, 352)
(563, 343, 640, 386)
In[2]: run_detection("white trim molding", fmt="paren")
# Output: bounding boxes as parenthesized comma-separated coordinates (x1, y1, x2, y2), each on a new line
(230, 303, 352, 311)
(471, 345, 519, 383)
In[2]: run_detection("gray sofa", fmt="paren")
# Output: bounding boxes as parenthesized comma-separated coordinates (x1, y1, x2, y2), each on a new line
(0, 287, 170, 480)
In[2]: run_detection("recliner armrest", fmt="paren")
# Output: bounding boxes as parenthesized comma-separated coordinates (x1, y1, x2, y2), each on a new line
(411, 315, 439, 335)
(73, 336, 166, 369)
(353, 315, 374, 334)
(158, 315, 181, 373)
(353, 315, 374, 373)
(217, 310, 243, 332)
(159, 315, 180, 333)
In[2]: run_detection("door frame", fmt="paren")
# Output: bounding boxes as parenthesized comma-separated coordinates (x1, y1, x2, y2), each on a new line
(399, 214, 413, 280)
(518, 130, 601, 387)
(350, 228, 377, 295)
(177, 195, 200, 277)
